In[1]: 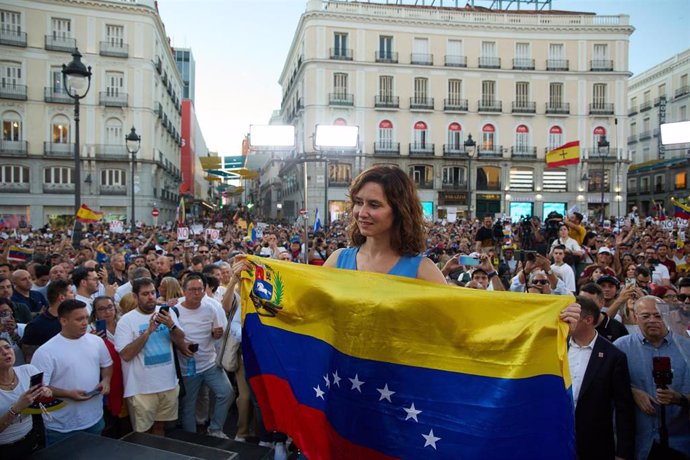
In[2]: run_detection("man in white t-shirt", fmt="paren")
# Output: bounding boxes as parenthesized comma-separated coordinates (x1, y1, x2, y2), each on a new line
(115, 277, 189, 436)
(175, 273, 232, 438)
(31, 299, 113, 446)
(551, 244, 576, 294)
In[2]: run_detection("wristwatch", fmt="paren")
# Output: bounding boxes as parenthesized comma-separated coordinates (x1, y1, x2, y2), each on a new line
(170, 324, 178, 331)
(487, 271, 498, 279)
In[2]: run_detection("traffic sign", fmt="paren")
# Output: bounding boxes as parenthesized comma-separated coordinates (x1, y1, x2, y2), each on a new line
(151, 208, 160, 217)
(223, 156, 245, 169)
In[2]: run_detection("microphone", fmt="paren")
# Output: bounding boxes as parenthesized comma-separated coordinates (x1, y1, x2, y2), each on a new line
(652, 356, 673, 389)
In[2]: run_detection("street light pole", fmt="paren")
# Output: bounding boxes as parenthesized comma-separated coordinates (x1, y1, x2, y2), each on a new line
(62, 48, 92, 246)
(464, 134, 476, 220)
(598, 135, 610, 224)
(126, 127, 141, 233)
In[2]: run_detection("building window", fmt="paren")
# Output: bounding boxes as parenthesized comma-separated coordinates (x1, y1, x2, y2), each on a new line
(378, 35, 393, 60)
(101, 169, 126, 186)
(593, 126, 606, 149)
(413, 77, 428, 102)
(447, 122, 463, 150)
(515, 81, 529, 105)
(412, 37, 430, 64)
(592, 43, 608, 67)
(676, 172, 687, 190)
(377, 119, 393, 146)
(2, 111, 21, 141)
(509, 167, 534, 191)
(105, 118, 122, 145)
(515, 125, 529, 151)
(514, 42, 531, 68)
(446, 39, 464, 66)
(588, 169, 609, 193)
(50, 66, 65, 94)
(477, 166, 501, 191)
(408, 165, 432, 187)
(379, 75, 393, 98)
(329, 163, 351, 184)
(106, 71, 124, 97)
(549, 43, 564, 60)
(105, 24, 124, 46)
(51, 116, 70, 143)
(0, 165, 28, 183)
(627, 178, 637, 193)
(50, 17, 71, 39)
(548, 126, 563, 150)
(44, 166, 73, 184)
(549, 82, 563, 106)
(543, 169, 567, 192)
(442, 166, 465, 187)
(643, 90, 651, 105)
(593, 83, 607, 106)
(333, 32, 348, 57)
(658, 83, 666, 99)
(680, 105, 687, 121)
(655, 175, 664, 193)
(642, 117, 650, 133)
(482, 80, 496, 104)
(0, 61, 22, 87)
(413, 121, 428, 147)
(630, 122, 637, 137)
(333, 73, 348, 97)
(448, 79, 462, 103)
(0, 10, 21, 35)
(481, 124, 495, 151)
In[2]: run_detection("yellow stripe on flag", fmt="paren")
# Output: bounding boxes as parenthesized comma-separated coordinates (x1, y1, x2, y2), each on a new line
(546, 141, 580, 168)
(76, 204, 104, 223)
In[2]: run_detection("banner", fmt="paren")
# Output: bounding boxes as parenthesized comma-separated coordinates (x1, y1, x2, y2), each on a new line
(239, 256, 575, 460)
(177, 227, 189, 240)
(109, 220, 124, 234)
(205, 228, 220, 240)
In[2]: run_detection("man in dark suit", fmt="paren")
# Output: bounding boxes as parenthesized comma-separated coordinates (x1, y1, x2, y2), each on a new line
(570, 296, 636, 460)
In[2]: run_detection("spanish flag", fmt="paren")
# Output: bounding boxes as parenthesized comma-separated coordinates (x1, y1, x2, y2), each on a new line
(546, 141, 580, 168)
(672, 198, 690, 220)
(76, 204, 104, 223)
(240, 256, 575, 459)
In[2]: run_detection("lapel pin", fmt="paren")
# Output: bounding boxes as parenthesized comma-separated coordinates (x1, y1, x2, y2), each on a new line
(598, 352, 604, 358)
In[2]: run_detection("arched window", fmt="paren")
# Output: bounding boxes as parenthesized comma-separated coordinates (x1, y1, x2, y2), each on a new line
(378, 120, 393, 147)
(413, 121, 428, 147)
(548, 126, 563, 150)
(334, 118, 347, 126)
(515, 124, 529, 153)
(51, 114, 70, 144)
(101, 168, 126, 186)
(477, 165, 501, 191)
(593, 126, 606, 149)
(447, 122, 463, 151)
(1, 111, 22, 142)
(481, 124, 495, 152)
(408, 164, 433, 189)
(105, 118, 123, 146)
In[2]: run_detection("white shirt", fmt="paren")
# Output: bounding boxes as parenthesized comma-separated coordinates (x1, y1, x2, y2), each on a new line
(551, 262, 576, 294)
(0, 364, 39, 443)
(551, 237, 582, 254)
(174, 301, 227, 375)
(31, 333, 112, 432)
(114, 281, 132, 304)
(568, 332, 598, 408)
(649, 263, 671, 284)
(74, 294, 94, 316)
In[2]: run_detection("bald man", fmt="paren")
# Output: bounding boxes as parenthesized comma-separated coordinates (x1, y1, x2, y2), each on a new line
(11, 269, 48, 317)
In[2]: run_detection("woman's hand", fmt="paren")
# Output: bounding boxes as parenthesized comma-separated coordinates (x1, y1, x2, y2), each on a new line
(15, 384, 48, 411)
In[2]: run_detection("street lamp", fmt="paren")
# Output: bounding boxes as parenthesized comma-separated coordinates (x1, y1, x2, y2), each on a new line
(126, 127, 141, 232)
(464, 134, 476, 220)
(62, 48, 92, 244)
(597, 135, 610, 224)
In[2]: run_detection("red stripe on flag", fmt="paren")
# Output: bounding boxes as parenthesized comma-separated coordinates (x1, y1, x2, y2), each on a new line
(546, 157, 580, 168)
(250, 374, 398, 460)
(556, 140, 579, 150)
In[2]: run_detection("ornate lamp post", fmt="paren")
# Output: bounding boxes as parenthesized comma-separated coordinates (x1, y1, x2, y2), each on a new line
(597, 135, 610, 224)
(464, 134, 477, 220)
(126, 127, 141, 232)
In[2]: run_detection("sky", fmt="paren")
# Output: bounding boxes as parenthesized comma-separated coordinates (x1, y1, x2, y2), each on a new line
(158, 0, 690, 156)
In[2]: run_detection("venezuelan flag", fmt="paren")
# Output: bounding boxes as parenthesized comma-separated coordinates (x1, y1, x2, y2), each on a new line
(240, 256, 575, 460)
(8, 245, 33, 262)
(545, 141, 580, 168)
(76, 204, 104, 223)
(672, 198, 690, 220)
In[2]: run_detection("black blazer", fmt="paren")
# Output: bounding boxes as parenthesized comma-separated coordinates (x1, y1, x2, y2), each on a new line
(574, 335, 636, 460)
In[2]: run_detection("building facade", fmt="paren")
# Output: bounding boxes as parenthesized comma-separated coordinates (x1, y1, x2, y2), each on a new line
(174, 47, 195, 103)
(268, 0, 633, 223)
(0, 0, 183, 228)
(625, 48, 690, 217)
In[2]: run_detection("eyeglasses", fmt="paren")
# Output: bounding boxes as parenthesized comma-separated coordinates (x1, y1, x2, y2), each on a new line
(96, 305, 115, 312)
(198, 250, 209, 254)
(531, 279, 549, 285)
(677, 293, 690, 302)
(663, 294, 678, 301)
(185, 287, 204, 293)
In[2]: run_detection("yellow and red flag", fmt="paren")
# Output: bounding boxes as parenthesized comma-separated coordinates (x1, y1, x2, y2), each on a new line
(76, 204, 104, 223)
(546, 141, 580, 168)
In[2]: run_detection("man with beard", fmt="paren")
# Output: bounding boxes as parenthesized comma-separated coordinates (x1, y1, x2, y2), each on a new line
(673, 277, 690, 337)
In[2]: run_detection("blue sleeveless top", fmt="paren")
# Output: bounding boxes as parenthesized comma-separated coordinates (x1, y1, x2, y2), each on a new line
(335, 247, 423, 279)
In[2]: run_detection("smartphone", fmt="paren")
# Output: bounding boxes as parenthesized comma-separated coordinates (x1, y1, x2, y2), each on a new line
(188, 343, 199, 353)
(95, 319, 106, 335)
(30, 372, 44, 388)
(459, 255, 481, 266)
(625, 278, 636, 288)
(159, 305, 170, 315)
(85, 388, 101, 398)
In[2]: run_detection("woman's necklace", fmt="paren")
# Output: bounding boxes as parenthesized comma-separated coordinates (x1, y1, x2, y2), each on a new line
(0, 370, 17, 389)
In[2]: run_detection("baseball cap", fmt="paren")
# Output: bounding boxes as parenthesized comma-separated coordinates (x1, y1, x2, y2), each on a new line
(598, 247, 613, 255)
(596, 275, 620, 288)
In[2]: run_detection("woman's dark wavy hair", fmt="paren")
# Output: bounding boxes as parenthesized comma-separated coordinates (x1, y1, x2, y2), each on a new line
(347, 165, 426, 256)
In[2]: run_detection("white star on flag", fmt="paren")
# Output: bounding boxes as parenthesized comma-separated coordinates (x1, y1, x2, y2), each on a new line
(422, 429, 441, 450)
(377, 383, 395, 402)
(403, 402, 422, 422)
(349, 374, 364, 392)
(323, 374, 330, 388)
(332, 370, 341, 387)
(314, 385, 325, 400)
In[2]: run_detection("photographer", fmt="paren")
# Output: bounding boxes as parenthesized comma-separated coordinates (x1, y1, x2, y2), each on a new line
(510, 253, 569, 295)
(474, 215, 496, 253)
(550, 224, 584, 262)
(563, 211, 586, 245)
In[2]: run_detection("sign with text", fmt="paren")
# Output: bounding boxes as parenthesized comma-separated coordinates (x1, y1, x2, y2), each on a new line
(205, 228, 220, 240)
(109, 220, 124, 234)
(177, 227, 189, 240)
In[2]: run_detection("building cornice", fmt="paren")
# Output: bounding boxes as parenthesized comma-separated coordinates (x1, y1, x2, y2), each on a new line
(628, 51, 690, 91)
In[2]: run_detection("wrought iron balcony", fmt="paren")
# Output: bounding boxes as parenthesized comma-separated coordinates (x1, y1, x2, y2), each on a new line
(414, 180, 434, 189)
(628, 105, 638, 116)
(99, 41, 129, 58)
(443, 144, 467, 157)
(155, 56, 162, 74)
(410, 53, 433, 65)
(329, 48, 352, 60)
(545, 102, 570, 115)
(590, 59, 613, 71)
(478, 100, 502, 112)
(512, 58, 535, 70)
(546, 59, 569, 71)
(99, 91, 128, 107)
(443, 98, 468, 112)
(45, 35, 76, 52)
(638, 130, 652, 141)
(675, 85, 690, 99)
(410, 97, 434, 110)
(94, 145, 129, 161)
(0, 140, 28, 156)
(329, 93, 353, 106)
(375, 51, 398, 63)
(373, 142, 400, 155)
(478, 56, 500, 69)
(409, 143, 434, 156)
(444, 55, 467, 67)
(155, 102, 163, 118)
(589, 103, 614, 115)
(511, 101, 536, 114)
(478, 145, 503, 158)
(441, 181, 467, 190)
(627, 135, 638, 144)
(0, 29, 27, 47)
(0, 182, 29, 193)
(0, 84, 27, 101)
(374, 95, 399, 109)
(511, 146, 537, 158)
(99, 185, 127, 195)
(639, 101, 652, 112)
(43, 142, 74, 157)
(44, 87, 72, 104)
(43, 183, 75, 194)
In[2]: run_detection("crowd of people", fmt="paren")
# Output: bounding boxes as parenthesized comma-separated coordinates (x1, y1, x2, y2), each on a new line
(0, 164, 688, 459)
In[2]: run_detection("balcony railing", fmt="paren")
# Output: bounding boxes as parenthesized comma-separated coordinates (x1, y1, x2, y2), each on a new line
(545, 102, 570, 115)
(511, 146, 537, 158)
(99, 185, 127, 195)
(375, 51, 398, 63)
(444, 55, 467, 67)
(478, 100, 502, 112)
(639, 101, 652, 112)
(441, 181, 467, 190)
(45, 35, 76, 52)
(589, 103, 614, 115)
(546, 59, 569, 71)
(410, 97, 434, 110)
(639, 130, 652, 140)
(99, 91, 128, 107)
(43, 142, 74, 157)
(654, 96, 666, 106)
(329, 93, 354, 106)
(155, 102, 163, 118)
(0, 140, 28, 156)
(329, 48, 352, 60)
(512, 58, 535, 70)
(627, 135, 638, 144)
(478, 182, 502, 192)
(0, 29, 27, 47)
(43, 183, 75, 194)
(628, 105, 638, 116)
(155, 56, 162, 74)
(374, 95, 399, 109)
(410, 53, 433, 65)
(675, 85, 690, 99)
(590, 59, 613, 71)
(44, 87, 72, 104)
(0, 182, 29, 193)
(0, 84, 27, 101)
(511, 101, 536, 114)
(373, 142, 400, 155)
(95, 145, 130, 161)
(414, 180, 434, 189)
(478, 56, 500, 69)
(99, 41, 129, 58)
(443, 145, 467, 157)
(443, 98, 468, 112)
(478, 145, 503, 158)
(409, 143, 434, 156)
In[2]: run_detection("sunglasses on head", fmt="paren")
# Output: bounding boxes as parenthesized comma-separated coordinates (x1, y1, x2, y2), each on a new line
(531, 279, 549, 285)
